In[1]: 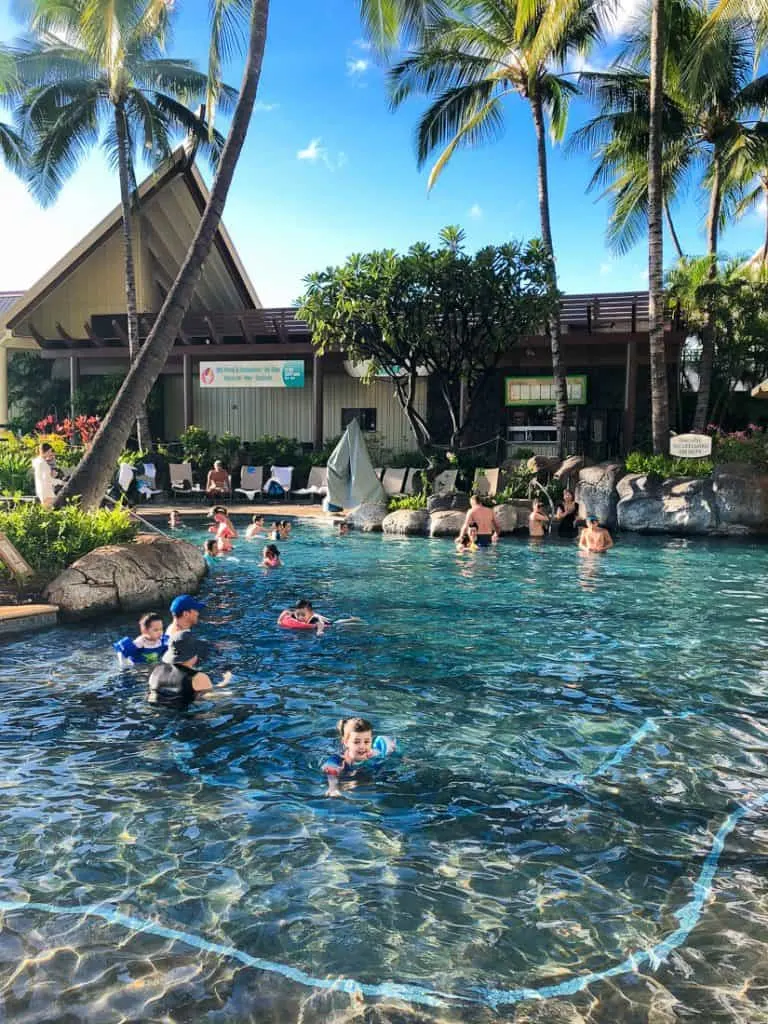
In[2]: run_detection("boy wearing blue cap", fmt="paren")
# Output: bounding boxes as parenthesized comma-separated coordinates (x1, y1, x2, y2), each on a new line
(162, 594, 206, 664)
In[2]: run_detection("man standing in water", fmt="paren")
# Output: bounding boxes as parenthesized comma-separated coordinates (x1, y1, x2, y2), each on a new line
(579, 516, 614, 552)
(162, 595, 206, 663)
(457, 495, 500, 548)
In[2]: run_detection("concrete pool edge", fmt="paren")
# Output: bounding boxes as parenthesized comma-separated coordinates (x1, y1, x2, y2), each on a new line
(0, 603, 59, 635)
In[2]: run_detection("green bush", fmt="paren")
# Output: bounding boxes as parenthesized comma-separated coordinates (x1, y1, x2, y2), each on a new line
(0, 450, 33, 493)
(0, 503, 136, 580)
(712, 429, 768, 470)
(624, 451, 714, 478)
(387, 493, 427, 511)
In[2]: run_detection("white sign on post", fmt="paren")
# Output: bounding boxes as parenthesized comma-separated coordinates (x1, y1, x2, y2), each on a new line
(669, 434, 713, 458)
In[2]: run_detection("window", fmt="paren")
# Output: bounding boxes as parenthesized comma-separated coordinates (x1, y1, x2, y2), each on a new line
(341, 408, 377, 432)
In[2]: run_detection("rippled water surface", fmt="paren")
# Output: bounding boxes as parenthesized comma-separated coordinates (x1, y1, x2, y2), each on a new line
(3, 524, 768, 1023)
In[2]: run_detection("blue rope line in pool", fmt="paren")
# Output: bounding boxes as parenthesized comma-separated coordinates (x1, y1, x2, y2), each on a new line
(1, 718, 765, 1012)
(0, 790, 765, 1010)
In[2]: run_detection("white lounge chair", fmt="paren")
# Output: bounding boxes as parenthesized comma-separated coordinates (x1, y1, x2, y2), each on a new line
(170, 462, 201, 501)
(403, 467, 425, 495)
(292, 466, 328, 501)
(473, 467, 501, 498)
(433, 469, 458, 494)
(382, 467, 407, 496)
(136, 462, 164, 501)
(264, 465, 294, 500)
(235, 465, 264, 501)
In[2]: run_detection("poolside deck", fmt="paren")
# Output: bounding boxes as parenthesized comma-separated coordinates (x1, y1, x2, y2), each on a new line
(0, 603, 59, 634)
(138, 502, 337, 520)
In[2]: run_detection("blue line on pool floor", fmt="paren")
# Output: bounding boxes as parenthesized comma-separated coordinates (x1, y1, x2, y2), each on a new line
(1, 713, 761, 1012)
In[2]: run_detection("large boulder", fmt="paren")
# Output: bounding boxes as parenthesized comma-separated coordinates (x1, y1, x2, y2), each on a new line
(426, 491, 470, 514)
(347, 502, 388, 532)
(494, 501, 530, 534)
(527, 455, 561, 474)
(617, 474, 716, 534)
(429, 510, 466, 537)
(575, 462, 624, 527)
(382, 509, 430, 535)
(713, 463, 768, 530)
(553, 454, 586, 480)
(44, 534, 206, 621)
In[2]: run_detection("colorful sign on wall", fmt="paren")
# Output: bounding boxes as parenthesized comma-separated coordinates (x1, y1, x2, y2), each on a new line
(505, 375, 587, 406)
(199, 361, 305, 389)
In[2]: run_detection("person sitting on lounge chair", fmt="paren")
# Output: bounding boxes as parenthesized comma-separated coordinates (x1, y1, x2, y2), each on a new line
(205, 461, 231, 500)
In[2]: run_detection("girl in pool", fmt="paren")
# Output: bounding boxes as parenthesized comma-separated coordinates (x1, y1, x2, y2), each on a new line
(456, 523, 479, 551)
(245, 514, 265, 539)
(322, 717, 397, 797)
(203, 538, 218, 566)
(262, 543, 282, 568)
(277, 599, 330, 634)
(208, 506, 236, 553)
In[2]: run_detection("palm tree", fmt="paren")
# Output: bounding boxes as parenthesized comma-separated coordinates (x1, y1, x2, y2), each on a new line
(648, 0, 669, 453)
(9, 0, 230, 450)
(0, 50, 27, 175)
(56, 0, 443, 509)
(573, 0, 768, 433)
(388, 0, 607, 456)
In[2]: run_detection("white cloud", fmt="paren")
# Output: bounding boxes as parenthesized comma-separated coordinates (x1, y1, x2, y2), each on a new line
(296, 138, 347, 171)
(347, 58, 370, 75)
(297, 138, 324, 161)
(255, 101, 279, 112)
(599, 261, 613, 275)
(468, 203, 483, 219)
(606, 0, 647, 39)
(354, 39, 373, 51)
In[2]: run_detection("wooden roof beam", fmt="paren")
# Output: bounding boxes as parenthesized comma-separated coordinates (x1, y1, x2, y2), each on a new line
(55, 322, 75, 345)
(27, 321, 48, 347)
(204, 316, 223, 345)
(111, 319, 130, 346)
(237, 315, 255, 343)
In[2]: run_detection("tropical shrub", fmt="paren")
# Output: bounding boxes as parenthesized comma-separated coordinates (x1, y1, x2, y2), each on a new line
(388, 493, 428, 511)
(710, 426, 768, 470)
(0, 450, 32, 493)
(624, 451, 714, 478)
(0, 503, 136, 580)
(179, 425, 215, 466)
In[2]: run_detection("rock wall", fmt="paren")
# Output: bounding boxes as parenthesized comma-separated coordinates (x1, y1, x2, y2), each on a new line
(44, 534, 206, 621)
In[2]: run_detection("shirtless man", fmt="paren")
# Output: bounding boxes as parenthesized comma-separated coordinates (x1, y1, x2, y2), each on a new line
(579, 515, 614, 552)
(457, 495, 500, 548)
(529, 499, 550, 538)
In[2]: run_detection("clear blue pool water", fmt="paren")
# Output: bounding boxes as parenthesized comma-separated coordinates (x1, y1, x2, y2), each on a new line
(2, 524, 768, 1022)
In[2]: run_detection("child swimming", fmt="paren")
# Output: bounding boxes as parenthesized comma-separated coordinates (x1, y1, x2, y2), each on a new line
(456, 522, 479, 551)
(262, 543, 282, 568)
(113, 612, 167, 666)
(277, 599, 330, 634)
(168, 510, 182, 529)
(203, 538, 218, 566)
(245, 514, 265, 539)
(322, 717, 396, 797)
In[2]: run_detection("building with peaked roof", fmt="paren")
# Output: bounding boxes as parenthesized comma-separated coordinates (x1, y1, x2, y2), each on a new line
(1, 148, 686, 459)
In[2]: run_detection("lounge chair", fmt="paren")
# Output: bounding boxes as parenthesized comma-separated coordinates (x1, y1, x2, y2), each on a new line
(403, 467, 425, 495)
(264, 465, 294, 500)
(292, 466, 328, 502)
(381, 467, 407, 496)
(373, 467, 384, 480)
(235, 465, 264, 501)
(170, 462, 201, 501)
(472, 468, 501, 498)
(136, 462, 164, 501)
(433, 469, 458, 494)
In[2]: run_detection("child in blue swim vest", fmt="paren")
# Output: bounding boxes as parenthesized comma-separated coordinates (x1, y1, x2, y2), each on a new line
(114, 612, 167, 666)
(322, 716, 396, 797)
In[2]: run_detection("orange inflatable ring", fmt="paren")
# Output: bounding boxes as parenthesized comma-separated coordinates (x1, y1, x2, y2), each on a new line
(280, 616, 315, 631)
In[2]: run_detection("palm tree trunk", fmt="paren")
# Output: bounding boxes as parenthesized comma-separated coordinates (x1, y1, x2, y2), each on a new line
(56, 0, 270, 509)
(761, 178, 768, 263)
(647, 0, 669, 454)
(691, 159, 722, 432)
(664, 199, 684, 260)
(530, 93, 567, 458)
(114, 104, 152, 452)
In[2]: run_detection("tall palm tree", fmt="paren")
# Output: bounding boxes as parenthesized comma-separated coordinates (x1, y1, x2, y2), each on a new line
(388, 0, 606, 456)
(9, 0, 230, 449)
(573, 0, 768, 433)
(56, 0, 444, 509)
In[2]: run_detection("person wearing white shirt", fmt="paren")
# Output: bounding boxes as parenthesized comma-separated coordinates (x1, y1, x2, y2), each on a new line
(31, 443, 55, 507)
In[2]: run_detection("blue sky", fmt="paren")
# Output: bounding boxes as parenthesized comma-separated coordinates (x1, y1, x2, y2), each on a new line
(0, 0, 765, 306)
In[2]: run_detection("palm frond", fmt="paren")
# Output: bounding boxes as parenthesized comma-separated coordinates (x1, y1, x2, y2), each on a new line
(389, 46, 501, 109)
(0, 120, 27, 175)
(414, 77, 507, 167)
(206, 0, 249, 129)
(423, 91, 510, 189)
(360, 0, 452, 51)
(150, 91, 226, 170)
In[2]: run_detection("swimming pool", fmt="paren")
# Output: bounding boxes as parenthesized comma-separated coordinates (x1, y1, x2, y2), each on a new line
(2, 525, 768, 1022)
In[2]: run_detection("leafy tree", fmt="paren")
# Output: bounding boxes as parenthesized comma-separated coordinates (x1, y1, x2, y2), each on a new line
(387, 0, 608, 455)
(299, 232, 558, 453)
(668, 256, 768, 425)
(573, 0, 768, 434)
(55, 0, 447, 510)
(5, 0, 231, 451)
